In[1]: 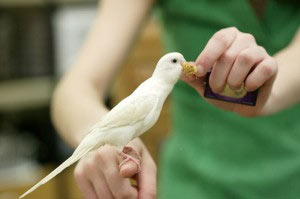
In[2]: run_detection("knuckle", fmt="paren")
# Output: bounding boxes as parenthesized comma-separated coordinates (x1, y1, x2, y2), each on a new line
(257, 46, 267, 54)
(213, 30, 226, 40)
(219, 52, 235, 63)
(261, 58, 277, 76)
(261, 64, 275, 77)
(95, 149, 106, 161)
(242, 33, 255, 42)
(74, 167, 85, 181)
(227, 26, 238, 32)
(198, 54, 213, 67)
(213, 31, 231, 48)
(222, 27, 239, 34)
(84, 159, 96, 171)
(237, 51, 254, 65)
(96, 146, 114, 162)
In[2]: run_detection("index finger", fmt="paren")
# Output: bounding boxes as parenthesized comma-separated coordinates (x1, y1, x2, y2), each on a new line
(137, 152, 157, 199)
(195, 27, 238, 76)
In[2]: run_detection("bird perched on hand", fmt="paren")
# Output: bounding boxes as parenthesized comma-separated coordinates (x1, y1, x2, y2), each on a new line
(20, 52, 195, 198)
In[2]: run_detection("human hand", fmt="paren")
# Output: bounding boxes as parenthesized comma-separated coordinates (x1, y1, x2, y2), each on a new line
(74, 138, 156, 199)
(182, 27, 278, 117)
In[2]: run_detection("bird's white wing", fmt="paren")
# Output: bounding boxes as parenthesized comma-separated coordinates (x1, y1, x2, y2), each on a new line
(94, 94, 159, 130)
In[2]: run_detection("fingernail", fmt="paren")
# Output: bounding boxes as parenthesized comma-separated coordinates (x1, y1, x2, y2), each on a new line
(228, 84, 243, 91)
(244, 86, 254, 92)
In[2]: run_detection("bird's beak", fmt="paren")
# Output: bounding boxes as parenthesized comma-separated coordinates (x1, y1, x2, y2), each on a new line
(181, 62, 197, 76)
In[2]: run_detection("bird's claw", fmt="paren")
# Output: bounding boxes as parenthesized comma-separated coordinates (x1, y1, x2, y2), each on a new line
(119, 146, 141, 173)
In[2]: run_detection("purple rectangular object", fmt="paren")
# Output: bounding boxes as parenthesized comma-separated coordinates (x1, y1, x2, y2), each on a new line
(203, 72, 258, 106)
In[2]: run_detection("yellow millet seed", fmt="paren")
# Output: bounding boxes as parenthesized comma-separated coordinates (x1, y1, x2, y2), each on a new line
(182, 62, 197, 76)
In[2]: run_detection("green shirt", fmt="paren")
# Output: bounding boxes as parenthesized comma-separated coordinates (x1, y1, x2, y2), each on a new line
(158, 0, 300, 198)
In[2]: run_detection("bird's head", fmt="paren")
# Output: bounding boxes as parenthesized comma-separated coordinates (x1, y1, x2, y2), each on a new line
(152, 52, 187, 85)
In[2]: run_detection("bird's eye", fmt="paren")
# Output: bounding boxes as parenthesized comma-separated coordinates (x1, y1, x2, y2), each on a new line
(171, 58, 177, 63)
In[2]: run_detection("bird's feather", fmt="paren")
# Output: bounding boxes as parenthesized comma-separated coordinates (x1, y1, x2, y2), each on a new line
(92, 94, 158, 130)
(19, 141, 96, 198)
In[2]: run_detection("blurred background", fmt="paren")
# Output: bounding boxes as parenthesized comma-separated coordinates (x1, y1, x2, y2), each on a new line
(0, 0, 169, 198)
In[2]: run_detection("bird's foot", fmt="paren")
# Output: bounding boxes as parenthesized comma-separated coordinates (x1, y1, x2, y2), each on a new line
(119, 146, 141, 173)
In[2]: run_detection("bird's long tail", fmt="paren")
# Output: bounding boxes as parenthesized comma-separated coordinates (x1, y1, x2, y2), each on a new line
(19, 136, 96, 198)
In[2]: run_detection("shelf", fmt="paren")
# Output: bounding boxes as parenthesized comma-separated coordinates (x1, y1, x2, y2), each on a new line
(0, 76, 54, 112)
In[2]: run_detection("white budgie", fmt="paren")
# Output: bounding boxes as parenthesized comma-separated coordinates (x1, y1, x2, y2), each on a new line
(20, 52, 195, 198)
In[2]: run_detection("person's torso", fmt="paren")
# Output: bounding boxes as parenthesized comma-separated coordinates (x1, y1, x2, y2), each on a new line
(158, 0, 300, 198)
